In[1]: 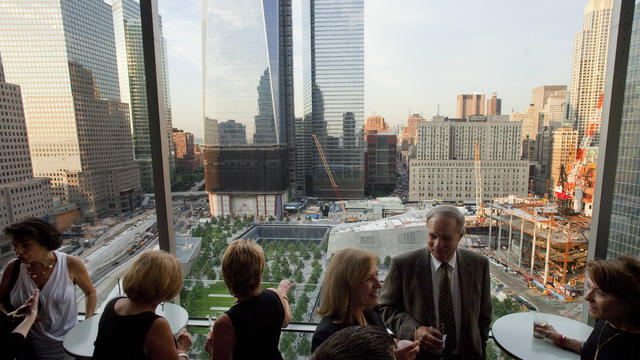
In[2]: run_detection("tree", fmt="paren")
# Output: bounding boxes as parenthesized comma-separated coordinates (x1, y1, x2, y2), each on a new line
(262, 264, 271, 282)
(313, 245, 322, 260)
(297, 337, 311, 357)
(384, 255, 391, 267)
(294, 268, 304, 284)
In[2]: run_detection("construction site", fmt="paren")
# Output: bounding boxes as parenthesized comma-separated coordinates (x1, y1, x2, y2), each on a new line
(466, 96, 602, 304)
(478, 198, 591, 300)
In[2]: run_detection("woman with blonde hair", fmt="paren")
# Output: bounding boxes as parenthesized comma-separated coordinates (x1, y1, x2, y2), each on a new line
(93, 250, 192, 360)
(311, 248, 419, 360)
(206, 239, 294, 360)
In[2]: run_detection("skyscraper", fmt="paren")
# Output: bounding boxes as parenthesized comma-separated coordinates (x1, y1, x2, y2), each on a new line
(112, 0, 176, 193)
(364, 115, 390, 137)
(510, 104, 540, 156)
(532, 85, 567, 115)
(0, 56, 53, 265)
(202, 0, 294, 216)
(542, 89, 570, 128)
(172, 128, 198, 171)
(603, 3, 640, 258)
(486, 92, 502, 115)
(456, 93, 485, 118)
(569, 0, 613, 146)
(303, 0, 365, 199)
(550, 127, 578, 193)
(401, 114, 426, 147)
(0, 0, 141, 220)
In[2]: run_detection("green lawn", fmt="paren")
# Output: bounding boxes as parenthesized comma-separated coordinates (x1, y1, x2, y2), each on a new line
(183, 281, 285, 317)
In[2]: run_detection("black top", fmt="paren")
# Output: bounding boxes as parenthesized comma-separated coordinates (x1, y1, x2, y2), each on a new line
(581, 319, 640, 360)
(1, 311, 26, 360)
(93, 297, 161, 360)
(226, 289, 285, 360)
(311, 308, 387, 353)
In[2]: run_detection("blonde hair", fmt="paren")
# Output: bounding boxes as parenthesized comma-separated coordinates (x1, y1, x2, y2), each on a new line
(221, 239, 265, 298)
(316, 248, 378, 325)
(123, 250, 183, 304)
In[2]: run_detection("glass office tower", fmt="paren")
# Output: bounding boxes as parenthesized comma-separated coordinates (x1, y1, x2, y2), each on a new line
(302, 0, 365, 198)
(202, 0, 294, 216)
(0, 0, 141, 220)
(606, 3, 640, 258)
(112, 0, 176, 193)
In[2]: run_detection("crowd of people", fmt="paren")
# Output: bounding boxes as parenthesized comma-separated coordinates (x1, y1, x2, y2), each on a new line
(1, 205, 639, 359)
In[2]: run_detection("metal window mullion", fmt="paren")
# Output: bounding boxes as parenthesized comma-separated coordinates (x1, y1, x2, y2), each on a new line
(140, 0, 175, 254)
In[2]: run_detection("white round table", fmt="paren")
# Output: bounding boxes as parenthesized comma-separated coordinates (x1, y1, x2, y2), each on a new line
(63, 302, 188, 359)
(492, 312, 593, 360)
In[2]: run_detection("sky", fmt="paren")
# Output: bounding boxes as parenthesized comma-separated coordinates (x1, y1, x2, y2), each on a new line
(159, 0, 588, 139)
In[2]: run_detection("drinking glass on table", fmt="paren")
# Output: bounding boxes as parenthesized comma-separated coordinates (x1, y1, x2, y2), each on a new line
(533, 312, 548, 339)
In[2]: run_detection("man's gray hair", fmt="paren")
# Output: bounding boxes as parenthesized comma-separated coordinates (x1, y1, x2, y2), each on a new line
(425, 205, 465, 234)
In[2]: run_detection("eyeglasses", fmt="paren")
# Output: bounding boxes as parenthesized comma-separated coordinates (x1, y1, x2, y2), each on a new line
(584, 281, 607, 298)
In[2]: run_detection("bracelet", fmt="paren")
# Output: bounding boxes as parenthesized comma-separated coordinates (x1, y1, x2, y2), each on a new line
(556, 335, 566, 348)
(178, 352, 188, 359)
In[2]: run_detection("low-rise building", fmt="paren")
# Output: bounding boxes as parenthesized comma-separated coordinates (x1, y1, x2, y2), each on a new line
(409, 117, 528, 202)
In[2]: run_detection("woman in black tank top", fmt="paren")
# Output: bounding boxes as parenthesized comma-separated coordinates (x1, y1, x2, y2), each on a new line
(93, 251, 193, 360)
(206, 239, 294, 360)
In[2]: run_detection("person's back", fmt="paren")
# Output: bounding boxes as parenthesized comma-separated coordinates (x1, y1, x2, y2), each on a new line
(226, 289, 284, 360)
(93, 297, 161, 360)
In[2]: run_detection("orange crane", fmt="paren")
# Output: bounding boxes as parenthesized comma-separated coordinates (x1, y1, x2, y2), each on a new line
(555, 93, 603, 205)
(312, 134, 354, 221)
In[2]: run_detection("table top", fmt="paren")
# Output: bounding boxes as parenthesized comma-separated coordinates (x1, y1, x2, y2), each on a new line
(63, 302, 188, 359)
(492, 312, 593, 360)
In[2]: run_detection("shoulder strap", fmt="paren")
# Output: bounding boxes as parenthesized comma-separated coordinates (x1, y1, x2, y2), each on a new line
(2, 259, 21, 310)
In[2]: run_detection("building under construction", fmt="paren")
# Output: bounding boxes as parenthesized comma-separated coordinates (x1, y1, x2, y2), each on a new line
(479, 197, 590, 299)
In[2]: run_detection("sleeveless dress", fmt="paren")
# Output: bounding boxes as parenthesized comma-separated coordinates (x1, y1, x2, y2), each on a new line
(92, 296, 161, 360)
(226, 289, 285, 360)
(10, 250, 77, 360)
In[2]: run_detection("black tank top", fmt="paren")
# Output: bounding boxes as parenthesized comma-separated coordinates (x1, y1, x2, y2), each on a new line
(93, 297, 161, 360)
(226, 289, 285, 360)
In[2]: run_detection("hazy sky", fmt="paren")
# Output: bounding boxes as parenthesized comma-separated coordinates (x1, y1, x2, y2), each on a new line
(159, 0, 588, 139)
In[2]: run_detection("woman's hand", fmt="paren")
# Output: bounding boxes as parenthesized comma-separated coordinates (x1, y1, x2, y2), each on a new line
(276, 280, 295, 296)
(394, 339, 420, 360)
(8, 288, 39, 322)
(9, 289, 39, 337)
(175, 329, 192, 353)
(533, 322, 562, 344)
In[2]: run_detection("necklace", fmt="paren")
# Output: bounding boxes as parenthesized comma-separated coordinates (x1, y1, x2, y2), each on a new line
(26, 260, 54, 279)
(594, 321, 623, 360)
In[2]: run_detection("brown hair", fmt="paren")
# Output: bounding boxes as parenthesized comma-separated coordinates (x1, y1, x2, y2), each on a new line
(123, 250, 183, 304)
(316, 248, 378, 325)
(587, 255, 640, 326)
(310, 325, 395, 360)
(5, 218, 62, 251)
(221, 239, 265, 298)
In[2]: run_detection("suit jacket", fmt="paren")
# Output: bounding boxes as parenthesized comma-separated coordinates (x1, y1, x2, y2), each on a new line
(379, 248, 491, 360)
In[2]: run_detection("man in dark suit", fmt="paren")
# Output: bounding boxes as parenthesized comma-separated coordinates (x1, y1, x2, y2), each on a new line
(379, 205, 491, 360)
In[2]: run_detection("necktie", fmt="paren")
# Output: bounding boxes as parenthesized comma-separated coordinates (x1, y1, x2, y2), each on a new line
(439, 263, 456, 354)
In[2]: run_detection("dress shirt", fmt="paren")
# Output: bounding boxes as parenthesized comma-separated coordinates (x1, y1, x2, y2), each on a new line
(430, 251, 462, 354)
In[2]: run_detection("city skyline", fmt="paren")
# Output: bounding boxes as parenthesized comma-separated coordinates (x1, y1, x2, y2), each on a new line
(158, 0, 587, 139)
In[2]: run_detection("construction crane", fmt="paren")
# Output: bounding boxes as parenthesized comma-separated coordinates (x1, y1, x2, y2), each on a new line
(555, 92, 603, 209)
(474, 139, 484, 221)
(312, 134, 354, 221)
